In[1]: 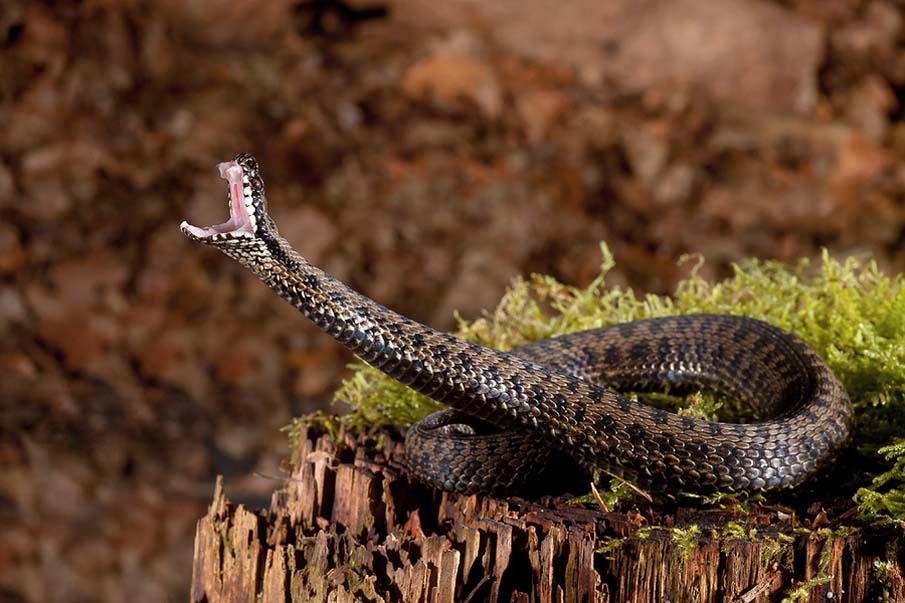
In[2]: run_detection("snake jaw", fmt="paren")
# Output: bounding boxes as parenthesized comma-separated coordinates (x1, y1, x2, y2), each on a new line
(180, 153, 266, 243)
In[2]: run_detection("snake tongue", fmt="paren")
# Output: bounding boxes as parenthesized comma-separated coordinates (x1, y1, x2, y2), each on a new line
(180, 160, 255, 240)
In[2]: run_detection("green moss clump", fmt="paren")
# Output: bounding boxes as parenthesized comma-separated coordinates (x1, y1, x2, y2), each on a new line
(717, 521, 757, 542)
(595, 538, 625, 554)
(853, 442, 905, 526)
(680, 490, 765, 514)
(329, 243, 905, 520)
(669, 525, 701, 560)
(761, 534, 796, 569)
(781, 575, 833, 603)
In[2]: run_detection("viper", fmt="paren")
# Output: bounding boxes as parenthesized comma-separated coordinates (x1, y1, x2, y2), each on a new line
(181, 153, 853, 495)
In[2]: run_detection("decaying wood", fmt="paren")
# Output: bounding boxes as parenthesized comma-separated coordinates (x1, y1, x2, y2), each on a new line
(191, 424, 905, 603)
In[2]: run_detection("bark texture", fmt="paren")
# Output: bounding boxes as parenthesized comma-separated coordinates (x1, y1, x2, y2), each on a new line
(191, 424, 904, 603)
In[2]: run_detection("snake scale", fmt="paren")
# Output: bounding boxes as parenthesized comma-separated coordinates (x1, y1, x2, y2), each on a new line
(181, 154, 853, 495)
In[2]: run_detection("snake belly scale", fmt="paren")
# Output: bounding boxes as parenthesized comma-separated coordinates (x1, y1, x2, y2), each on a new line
(181, 154, 853, 495)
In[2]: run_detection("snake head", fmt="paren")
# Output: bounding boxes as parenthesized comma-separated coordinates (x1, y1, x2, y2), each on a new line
(180, 152, 273, 245)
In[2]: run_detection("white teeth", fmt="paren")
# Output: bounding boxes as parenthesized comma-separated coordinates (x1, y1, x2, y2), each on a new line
(243, 176, 249, 183)
(244, 187, 252, 196)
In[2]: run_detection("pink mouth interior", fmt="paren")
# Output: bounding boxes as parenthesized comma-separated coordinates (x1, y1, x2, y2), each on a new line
(180, 161, 255, 238)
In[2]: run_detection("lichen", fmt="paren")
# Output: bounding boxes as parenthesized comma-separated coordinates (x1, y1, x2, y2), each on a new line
(326, 243, 905, 520)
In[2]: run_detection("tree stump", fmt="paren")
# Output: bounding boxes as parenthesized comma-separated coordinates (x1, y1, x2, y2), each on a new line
(190, 423, 904, 603)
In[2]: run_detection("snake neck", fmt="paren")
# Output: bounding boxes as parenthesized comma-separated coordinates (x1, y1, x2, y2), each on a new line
(233, 231, 524, 415)
(230, 229, 627, 456)
(236, 232, 386, 330)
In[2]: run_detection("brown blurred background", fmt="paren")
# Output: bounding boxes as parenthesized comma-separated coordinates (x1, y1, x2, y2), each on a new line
(1, 0, 904, 601)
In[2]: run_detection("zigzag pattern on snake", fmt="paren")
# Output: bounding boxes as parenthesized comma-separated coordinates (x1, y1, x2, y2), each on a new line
(181, 153, 853, 495)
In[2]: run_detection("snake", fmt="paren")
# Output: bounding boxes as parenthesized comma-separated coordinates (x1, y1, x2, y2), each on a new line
(181, 153, 853, 495)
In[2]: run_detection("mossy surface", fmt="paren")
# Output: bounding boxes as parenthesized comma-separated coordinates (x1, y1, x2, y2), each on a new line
(320, 244, 905, 522)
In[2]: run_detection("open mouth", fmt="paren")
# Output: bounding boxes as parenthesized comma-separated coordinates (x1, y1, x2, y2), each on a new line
(180, 160, 257, 239)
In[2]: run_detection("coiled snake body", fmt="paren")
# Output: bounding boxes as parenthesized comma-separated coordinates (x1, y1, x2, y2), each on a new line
(182, 154, 853, 494)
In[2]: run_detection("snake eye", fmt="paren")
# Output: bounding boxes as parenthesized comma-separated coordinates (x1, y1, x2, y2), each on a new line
(250, 176, 264, 190)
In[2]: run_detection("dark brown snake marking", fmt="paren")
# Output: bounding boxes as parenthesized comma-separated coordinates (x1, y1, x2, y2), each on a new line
(181, 154, 853, 495)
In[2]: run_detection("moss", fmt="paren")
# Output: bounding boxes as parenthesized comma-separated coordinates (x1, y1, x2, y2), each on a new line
(853, 442, 905, 526)
(680, 490, 765, 514)
(595, 538, 625, 554)
(781, 533, 836, 600)
(669, 525, 701, 560)
(780, 531, 838, 601)
(283, 412, 344, 464)
(717, 521, 757, 542)
(567, 477, 639, 510)
(634, 527, 653, 540)
(597, 525, 701, 560)
(327, 243, 905, 519)
(760, 534, 796, 569)
(874, 558, 900, 597)
(780, 575, 833, 603)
